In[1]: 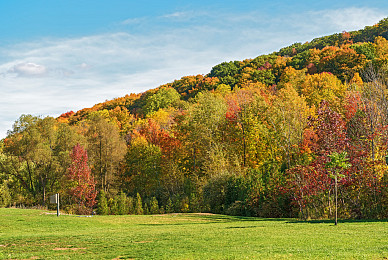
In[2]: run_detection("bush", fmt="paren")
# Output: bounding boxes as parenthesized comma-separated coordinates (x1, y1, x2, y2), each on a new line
(180, 196, 190, 213)
(203, 175, 229, 213)
(0, 181, 11, 207)
(96, 190, 109, 215)
(226, 201, 246, 216)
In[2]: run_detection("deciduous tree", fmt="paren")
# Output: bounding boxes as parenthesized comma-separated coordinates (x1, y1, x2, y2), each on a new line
(66, 144, 97, 215)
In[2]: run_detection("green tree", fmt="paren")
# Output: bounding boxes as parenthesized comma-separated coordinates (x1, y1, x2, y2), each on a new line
(208, 61, 241, 87)
(97, 190, 109, 215)
(0, 180, 11, 207)
(143, 87, 180, 116)
(181, 91, 228, 176)
(125, 136, 162, 198)
(127, 196, 134, 214)
(117, 191, 129, 215)
(189, 193, 201, 212)
(86, 114, 126, 194)
(326, 151, 351, 225)
(149, 197, 159, 214)
(1, 115, 81, 205)
(134, 193, 144, 215)
(165, 197, 173, 213)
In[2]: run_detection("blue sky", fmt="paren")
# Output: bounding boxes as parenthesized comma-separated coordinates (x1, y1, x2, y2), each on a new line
(1, 1, 388, 138)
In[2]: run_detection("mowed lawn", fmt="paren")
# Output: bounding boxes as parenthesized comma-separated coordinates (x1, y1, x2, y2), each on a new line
(0, 208, 387, 259)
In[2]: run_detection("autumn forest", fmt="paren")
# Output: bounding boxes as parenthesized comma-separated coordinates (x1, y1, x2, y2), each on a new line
(1, 18, 388, 220)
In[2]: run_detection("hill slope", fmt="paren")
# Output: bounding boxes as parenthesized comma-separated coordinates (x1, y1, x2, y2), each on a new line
(2, 18, 388, 220)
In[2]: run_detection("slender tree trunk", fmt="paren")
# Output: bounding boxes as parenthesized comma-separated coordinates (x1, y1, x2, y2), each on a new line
(193, 147, 196, 172)
(241, 123, 246, 167)
(26, 161, 35, 194)
(328, 189, 332, 216)
(99, 136, 103, 191)
(42, 176, 46, 207)
(335, 174, 338, 226)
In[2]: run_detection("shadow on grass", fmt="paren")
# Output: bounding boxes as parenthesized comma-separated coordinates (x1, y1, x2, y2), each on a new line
(198, 213, 388, 224)
(193, 214, 290, 222)
(139, 213, 388, 226)
(139, 213, 291, 226)
(287, 218, 388, 224)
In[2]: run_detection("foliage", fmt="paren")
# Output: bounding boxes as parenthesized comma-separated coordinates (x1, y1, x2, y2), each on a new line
(3, 17, 388, 220)
(143, 87, 180, 116)
(134, 193, 144, 215)
(86, 113, 126, 194)
(149, 196, 160, 214)
(96, 190, 109, 215)
(66, 144, 97, 215)
(0, 180, 11, 207)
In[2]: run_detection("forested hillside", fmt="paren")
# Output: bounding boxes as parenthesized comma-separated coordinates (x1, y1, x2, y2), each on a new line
(1, 18, 388, 219)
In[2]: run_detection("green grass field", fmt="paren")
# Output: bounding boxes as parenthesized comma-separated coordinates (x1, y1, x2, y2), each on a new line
(0, 208, 387, 259)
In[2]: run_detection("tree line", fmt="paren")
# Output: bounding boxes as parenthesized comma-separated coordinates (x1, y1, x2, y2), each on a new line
(1, 19, 388, 219)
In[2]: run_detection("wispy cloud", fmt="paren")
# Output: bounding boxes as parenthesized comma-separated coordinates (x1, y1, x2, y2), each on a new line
(0, 7, 387, 138)
(162, 11, 188, 19)
(121, 17, 146, 25)
(9, 62, 47, 77)
(311, 7, 386, 32)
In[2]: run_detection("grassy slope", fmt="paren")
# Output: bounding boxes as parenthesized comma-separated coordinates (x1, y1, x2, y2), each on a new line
(0, 208, 387, 259)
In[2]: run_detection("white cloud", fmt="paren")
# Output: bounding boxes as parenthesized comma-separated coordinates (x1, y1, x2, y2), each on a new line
(162, 11, 189, 19)
(0, 7, 387, 139)
(312, 7, 386, 32)
(121, 17, 146, 25)
(79, 63, 90, 69)
(9, 62, 47, 77)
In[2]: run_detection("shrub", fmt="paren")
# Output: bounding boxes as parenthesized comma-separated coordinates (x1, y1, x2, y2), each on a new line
(0, 181, 11, 207)
(203, 175, 229, 213)
(226, 201, 246, 216)
(180, 196, 190, 213)
(97, 190, 109, 215)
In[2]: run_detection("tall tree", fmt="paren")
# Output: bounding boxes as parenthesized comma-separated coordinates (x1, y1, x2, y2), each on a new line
(86, 114, 126, 194)
(66, 144, 97, 215)
(1, 115, 80, 205)
(326, 151, 351, 225)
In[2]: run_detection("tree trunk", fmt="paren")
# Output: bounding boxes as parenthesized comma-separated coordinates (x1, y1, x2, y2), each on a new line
(335, 174, 338, 226)
(241, 123, 246, 167)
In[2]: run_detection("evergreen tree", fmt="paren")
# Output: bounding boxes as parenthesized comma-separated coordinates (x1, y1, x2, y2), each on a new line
(127, 196, 134, 214)
(189, 193, 201, 212)
(117, 191, 129, 215)
(97, 190, 109, 215)
(150, 197, 160, 214)
(134, 193, 144, 215)
(165, 198, 173, 213)
(109, 197, 118, 215)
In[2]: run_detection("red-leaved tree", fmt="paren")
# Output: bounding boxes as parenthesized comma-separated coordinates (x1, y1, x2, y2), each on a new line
(67, 144, 97, 215)
(287, 101, 350, 219)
